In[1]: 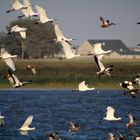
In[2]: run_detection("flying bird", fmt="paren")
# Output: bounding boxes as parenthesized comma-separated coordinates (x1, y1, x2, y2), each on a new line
(18, 115, 35, 136)
(104, 106, 121, 121)
(3, 69, 32, 88)
(99, 17, 116, 28)
(61, 40, 80, 59)
(18, 0, 38, 18)
(92, 43, 113, 77)
(53, 24, 76, 44)
(69, 121, 80, 133)
(0, 112, 4, 127)
(25, 65, 36, 75)
(120, 81, 138, 98)
(76, 81, 95, 92)
(6, 0, 27, 13)
(126, 112, 138, 128)
(9, 25, 27, 39)
(0, 48, 17, 71)
(35, 5, 56, 24)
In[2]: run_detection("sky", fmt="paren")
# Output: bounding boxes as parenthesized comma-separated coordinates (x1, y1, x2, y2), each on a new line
(0, 0, 140, 47)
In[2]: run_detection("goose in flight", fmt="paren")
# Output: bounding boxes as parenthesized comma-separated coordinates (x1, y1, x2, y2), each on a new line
(92, 43, 113, 77)
(100, 17, 116, 28)
(104, 106, 121, 121)
(53, 24, 76, 44)
(76, 81, 95, 92)
(18, 115, 35, 136)
(126, 112, 138, 128)
(6, 0, 27, 13)
(0, 48, 17, 71)
(35, 5, 56, 24)
(18, 0, 38, 18)
(120, 81, 138, 98)
(0, 112, 4, 127)
(3, 69, 32, 88)
(69, 121, 80, 133)
(25, 65, 36, 75)
(61, 40, 80, 59)
(9, 25, 27, 39)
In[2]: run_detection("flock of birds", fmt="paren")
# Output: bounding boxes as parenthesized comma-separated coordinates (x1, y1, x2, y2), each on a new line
(0, 0, 140, 140)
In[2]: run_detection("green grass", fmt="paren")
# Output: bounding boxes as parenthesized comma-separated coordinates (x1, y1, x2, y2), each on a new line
(0, 57, 140, 89)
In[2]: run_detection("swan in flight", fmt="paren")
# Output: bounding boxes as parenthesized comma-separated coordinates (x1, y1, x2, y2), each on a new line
(53, 24, 75, 44)
(120, 81, 138, 98)
(6, 0, 27, 13)
(0, 112, 4, 127)
(25, 65, 36, 75)
(0, 48, 17, 71)
(18, 0, 38, 18)
(18, 115, 35, 136)
(61, 40, 80, 59)
(9, 25, 27, 39)
(99, 17, 116, 28)
(104, 106, 121, 121)
(76, 81, 95, 92)
(3, 69, 32, 88)
(35, 5, 56, 24)
(92, 43, 113, 77)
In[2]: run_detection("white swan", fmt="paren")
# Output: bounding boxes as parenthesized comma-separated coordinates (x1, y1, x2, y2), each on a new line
(6, 0, 27, 13)
(35, 5, 55, 24)
(54, 23, 75, 43)
(77, 81, 95, 92)
(0, 112, 4, 126)
(93, 43, 113, 77)
(18, 115, 35, 136)
(61, 40, 80, 59)
(104, 106, 121, 121)
(19, 0, 38, 18)
(3, 69, 31, 88)
(10, 25, 27, 39)
(0, 48, 17, 71)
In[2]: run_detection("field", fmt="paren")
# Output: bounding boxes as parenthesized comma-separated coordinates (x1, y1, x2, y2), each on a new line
(0, 57, 140, 89)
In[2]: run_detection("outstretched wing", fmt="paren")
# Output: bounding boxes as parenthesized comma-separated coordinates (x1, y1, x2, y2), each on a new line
(100, 17, 105, 24)
(94, 55, 105, 71)
(93, 43, 106, 55)
(19, 31, 26, 39)
(106, 106, 115, 118)
(54, 24, 63, 39)
(4, 58, 16, 71)
(12, 0, 24, 10)
(21, 115, 33, 128)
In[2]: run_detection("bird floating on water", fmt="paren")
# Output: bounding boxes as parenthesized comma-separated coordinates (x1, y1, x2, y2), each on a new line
(3, 69, 32, 88)
(35, 5, 56, 24)
(76, 81, 95, 92)
(0, 112, 4, 127)
(18, 0, 38, 18)
(18, 115, 35, 136)
(6, 0, 27, 13)
(0, 48, 17, 71)
(104, 106, 121, 121)
(69, 120, 80, 133)
(48, 132, 61, 140)
(9, 25, 27, 39)
(99, 17, 116, 28)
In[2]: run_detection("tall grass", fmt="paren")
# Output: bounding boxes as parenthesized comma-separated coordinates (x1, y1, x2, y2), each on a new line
(0, 57, 140, 89)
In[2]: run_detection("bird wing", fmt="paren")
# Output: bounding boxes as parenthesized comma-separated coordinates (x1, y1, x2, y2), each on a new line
(61, 40, 74, 59)
(3, 58, 16, 71)
(12, 0, 24, 10)
(19, 31, 26, 39)
(35, 5, 48, 23)
(11, 25, 19, 32)
(100, 17, 105, 24)
(21, 8, 30, 17)
(127, 85, 134, 90)
(78, 81, 86, 90)
(94, 55, 105, 71)
(12, 74, 20, 85)
(21, 115, 33, 128)
(93, 43, 106, 55)
(106, 106, 115, 118)
(54, 24, 63, 39)
(128, 114, 134, 123)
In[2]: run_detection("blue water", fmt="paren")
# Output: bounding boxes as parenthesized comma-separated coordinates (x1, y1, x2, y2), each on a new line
(0, 90, 140, 140)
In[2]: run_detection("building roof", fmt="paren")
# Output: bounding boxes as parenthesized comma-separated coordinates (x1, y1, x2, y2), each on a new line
(87, 39, 140, 55)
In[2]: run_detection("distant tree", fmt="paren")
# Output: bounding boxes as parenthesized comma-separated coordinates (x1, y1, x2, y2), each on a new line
(0, 19, 62, 58)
